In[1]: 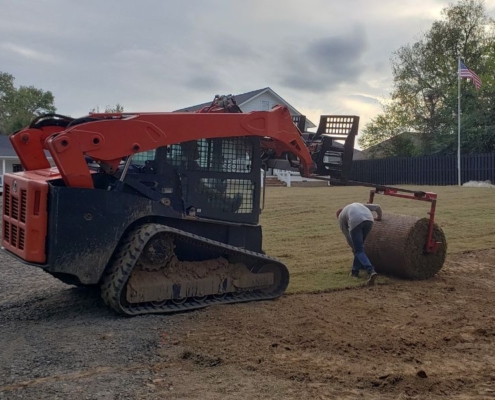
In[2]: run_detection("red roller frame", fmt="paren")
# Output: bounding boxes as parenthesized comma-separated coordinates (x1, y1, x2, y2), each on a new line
(368, 187, 441, 254)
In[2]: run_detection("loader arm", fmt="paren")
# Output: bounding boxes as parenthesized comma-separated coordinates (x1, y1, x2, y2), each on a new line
(16, 105, 314, 189)
(10, 114, 75, 171)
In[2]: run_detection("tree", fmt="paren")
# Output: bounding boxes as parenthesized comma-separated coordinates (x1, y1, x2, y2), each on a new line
(0, 72, 56, 135)
(359, 0, 495, 156)
(90, 103, 124, 113)
(359, 101, 417, 158)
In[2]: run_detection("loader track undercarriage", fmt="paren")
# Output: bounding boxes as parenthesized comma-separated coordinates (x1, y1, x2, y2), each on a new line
(100, 223, 289, 316)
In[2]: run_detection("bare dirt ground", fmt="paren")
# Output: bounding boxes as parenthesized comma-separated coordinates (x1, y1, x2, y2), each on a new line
(1, 248, 495, 400)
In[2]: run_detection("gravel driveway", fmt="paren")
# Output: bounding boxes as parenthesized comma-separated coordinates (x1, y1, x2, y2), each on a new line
(0, 214, 183, 399)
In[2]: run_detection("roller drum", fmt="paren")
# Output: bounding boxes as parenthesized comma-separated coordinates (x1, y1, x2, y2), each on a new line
(364, 213, 447, 280)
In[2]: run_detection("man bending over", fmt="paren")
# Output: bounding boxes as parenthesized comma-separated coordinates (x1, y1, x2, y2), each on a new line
(336, 203, 382, 285)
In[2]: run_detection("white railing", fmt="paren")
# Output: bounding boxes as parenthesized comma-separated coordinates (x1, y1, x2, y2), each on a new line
(273, 169, 292, 187)
(262, 168, 310, 187)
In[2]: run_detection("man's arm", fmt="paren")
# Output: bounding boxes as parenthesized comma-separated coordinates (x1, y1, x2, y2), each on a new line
(365, 204, 382, 221)
(339, 216, 354, 250)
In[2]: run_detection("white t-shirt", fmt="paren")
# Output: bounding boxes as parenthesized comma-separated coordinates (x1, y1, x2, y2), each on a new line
(338, 203, 382, 248)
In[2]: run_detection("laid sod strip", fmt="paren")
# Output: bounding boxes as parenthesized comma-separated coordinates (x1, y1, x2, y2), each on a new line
(364, 213, 448, 280)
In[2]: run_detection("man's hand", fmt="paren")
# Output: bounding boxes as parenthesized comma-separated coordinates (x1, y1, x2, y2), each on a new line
(366, 204, 383, 221)
(370, 210, 381, 221)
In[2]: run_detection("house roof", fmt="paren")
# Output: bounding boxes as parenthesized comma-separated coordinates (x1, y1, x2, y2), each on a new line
(174, 87, 316, 129)
(174, 88, 268, 112)
(174, 88, 269, 112)
(0, 135, 18, 157)
(0, 135, 53, 158)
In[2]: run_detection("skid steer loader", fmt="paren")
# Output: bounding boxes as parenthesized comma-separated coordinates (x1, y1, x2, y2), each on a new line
(0, 95, 356, 316)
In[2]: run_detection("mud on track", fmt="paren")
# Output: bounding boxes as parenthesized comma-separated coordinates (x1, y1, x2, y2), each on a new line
(1, 249, 495, 399)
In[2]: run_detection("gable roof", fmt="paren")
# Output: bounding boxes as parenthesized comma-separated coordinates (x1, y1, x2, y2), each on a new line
(174, 87, 316, 129)
(174, 87, 269, 113)
(0, 135, 18, 157)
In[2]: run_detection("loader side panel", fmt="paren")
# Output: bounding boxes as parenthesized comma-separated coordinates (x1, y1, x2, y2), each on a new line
(2, 173, 50, 263)
(45, 186, 263, 285)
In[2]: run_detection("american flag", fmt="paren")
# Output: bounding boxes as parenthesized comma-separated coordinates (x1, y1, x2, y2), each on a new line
(459, 60, 482, 90)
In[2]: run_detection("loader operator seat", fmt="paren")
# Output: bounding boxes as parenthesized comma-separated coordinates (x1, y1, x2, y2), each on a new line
(176, 140, 243, 214)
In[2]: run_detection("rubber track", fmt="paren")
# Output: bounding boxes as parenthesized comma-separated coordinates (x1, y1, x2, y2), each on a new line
(100, 223, 290, 316)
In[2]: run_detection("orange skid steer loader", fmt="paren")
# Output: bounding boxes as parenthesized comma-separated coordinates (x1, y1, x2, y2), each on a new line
(1, 95, 358, 316)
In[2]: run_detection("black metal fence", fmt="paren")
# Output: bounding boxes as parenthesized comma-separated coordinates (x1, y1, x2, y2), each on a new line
(349, 153, 495, 185)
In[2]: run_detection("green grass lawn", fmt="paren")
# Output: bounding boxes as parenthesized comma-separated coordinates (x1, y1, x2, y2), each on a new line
(259, 185, 495, 293)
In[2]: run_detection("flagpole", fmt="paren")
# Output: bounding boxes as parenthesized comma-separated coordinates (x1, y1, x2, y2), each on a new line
(457, 56, 461, 186)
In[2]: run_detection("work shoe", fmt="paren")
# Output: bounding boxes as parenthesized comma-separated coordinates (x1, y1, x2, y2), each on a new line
(367, 271, 378, 286)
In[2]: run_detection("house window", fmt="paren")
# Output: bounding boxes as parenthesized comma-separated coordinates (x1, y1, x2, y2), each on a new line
(261, 100, 270, 110)
(13, 164, 23, 172)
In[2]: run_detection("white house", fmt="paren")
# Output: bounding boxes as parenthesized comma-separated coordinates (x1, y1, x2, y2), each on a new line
(0, 135, 30, 186)
(174, 87, 317, 131)
(0, 135, 30, 176)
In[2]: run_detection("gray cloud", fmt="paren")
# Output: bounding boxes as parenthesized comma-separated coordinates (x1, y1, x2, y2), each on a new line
(305, 30, 367, 70)
(211, 37, 262, 61)
(276, 26, 368, 93)
(347, 94, 381, 105)
(1, 0, 494, 128)
(184, 75, 225, 91)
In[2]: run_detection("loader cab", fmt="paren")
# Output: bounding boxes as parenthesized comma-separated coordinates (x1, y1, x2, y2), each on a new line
(125, 136, 262, 224)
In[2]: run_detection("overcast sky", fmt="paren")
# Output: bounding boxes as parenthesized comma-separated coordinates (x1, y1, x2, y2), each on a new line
(2, 0, 495, 145)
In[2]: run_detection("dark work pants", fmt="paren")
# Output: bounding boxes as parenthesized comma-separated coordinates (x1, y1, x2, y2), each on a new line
(350, 220, 375, 275)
